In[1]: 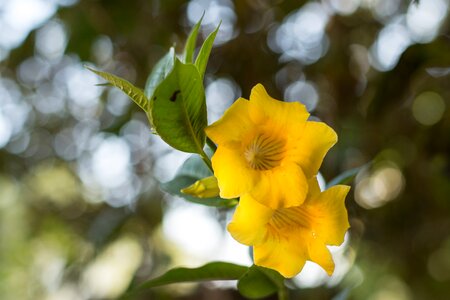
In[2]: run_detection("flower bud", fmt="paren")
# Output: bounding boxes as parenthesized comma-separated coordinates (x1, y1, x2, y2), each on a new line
(181, 176, 220, 198)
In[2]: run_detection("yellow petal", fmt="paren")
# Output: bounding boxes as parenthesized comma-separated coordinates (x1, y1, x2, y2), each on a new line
(307, 238, 335, 276)
(287, 121, 337, 178)
(227, 195, 274, 246)
(205, 98, 255, 145)
(251, 164, 308, 209)
(305, 185, 350, 246)
(307, 176, 322, 198)
(253, 229, 308, 278)
(211, 143, 257, 198)
(248, 84, 310, 133)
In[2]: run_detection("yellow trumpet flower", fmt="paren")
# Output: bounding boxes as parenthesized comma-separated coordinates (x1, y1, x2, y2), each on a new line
(205, 84, 337, 208)
(227, 177, 350, 278)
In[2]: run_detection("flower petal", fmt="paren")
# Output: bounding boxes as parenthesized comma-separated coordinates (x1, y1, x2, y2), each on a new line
(248, 84, 310, 133)
(307, 176, 322, 198)
(227, 195, 274, 246)
(305, 185, 350, 246)
(307, 238, 335, 276)
(287, 121, 337, 178)
(211, 142, 257, 198)
(253, 229, 308, 278)
(205, 98, 254, 145)
(251, 164, 308, 209)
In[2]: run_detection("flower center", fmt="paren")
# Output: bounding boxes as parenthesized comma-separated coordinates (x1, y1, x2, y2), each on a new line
(269, 207, 311, 230)
(244, 133, 286, 170)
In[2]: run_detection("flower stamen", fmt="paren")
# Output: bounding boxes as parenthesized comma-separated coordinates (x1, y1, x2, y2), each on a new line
(245, 134, 286, 170)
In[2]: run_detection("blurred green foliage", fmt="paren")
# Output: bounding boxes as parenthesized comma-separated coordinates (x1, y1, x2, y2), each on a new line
(0, 0, 449, 299)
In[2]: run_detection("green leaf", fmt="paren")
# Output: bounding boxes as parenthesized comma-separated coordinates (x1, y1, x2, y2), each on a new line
(87, 67, 149, 111)
(95, 82, 113, 87)
(237, 265, 285, 299)
(135, 262, 248, 291)
(183, 15, 203, 64)
(195, 22, 220, 79)
(151, 58, 207, 154)
(161, 154, 238, 207)
(144, 47, 175, 99)
(326, 163, 370, 188)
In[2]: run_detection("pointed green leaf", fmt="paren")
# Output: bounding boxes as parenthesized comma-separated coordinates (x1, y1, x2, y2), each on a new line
(87, 67, 149, 111)
(135, 262, 248, 291)
(183, 15, 203, 64)
(237, 265, 285, 299)
(161, 154, 237, 207)
(195, 22, 220, 78)
(257, 266, 285, 290)
(145, 47, 175, 99)
(95, 82, 113, 87)
(326, 163, 370, 188)
(144, 48, 175, 133)
(151, 59, 207, 154)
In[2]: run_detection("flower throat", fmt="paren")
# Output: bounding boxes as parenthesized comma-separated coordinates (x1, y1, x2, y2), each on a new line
(244, 133, 286, 170)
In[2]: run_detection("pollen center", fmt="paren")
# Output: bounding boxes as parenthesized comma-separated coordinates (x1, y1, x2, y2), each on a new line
(244, 133, 286, 170)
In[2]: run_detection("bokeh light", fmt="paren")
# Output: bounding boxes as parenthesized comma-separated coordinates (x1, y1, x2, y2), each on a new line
(355, 163, 405, 209)
(81, 237, 143, 299)
(406, 0, 449, 43)
(327, 0, 361, 15)
(268, 2, 330, 64)
(186, 0, 237, 45)
(284, 80, 319, 112)
(206, 77, 240, 123)
(370, 21, 412, 71)
(412, 91, 446, 126)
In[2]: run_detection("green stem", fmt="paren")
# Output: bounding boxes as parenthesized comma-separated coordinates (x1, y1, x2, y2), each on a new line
(278, 285, 288, 300)
(200, 149, 214, 173)
(206, 137, 217, 152)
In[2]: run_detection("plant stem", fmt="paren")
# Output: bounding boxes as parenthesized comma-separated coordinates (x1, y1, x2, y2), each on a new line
(278, 286, 288, 300)
(206, 137, 217, 152)
(200, 149, 214, 173)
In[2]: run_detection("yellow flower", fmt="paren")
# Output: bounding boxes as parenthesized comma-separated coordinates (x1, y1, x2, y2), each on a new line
(227, 177, 350, 278)
(205, 84, 337, 208)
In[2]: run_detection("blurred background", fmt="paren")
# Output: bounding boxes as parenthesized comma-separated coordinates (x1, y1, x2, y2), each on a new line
(0, 0, 449, 299)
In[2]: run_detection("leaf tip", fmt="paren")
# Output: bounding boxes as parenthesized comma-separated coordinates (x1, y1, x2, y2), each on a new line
(83, 64, 97, 73)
